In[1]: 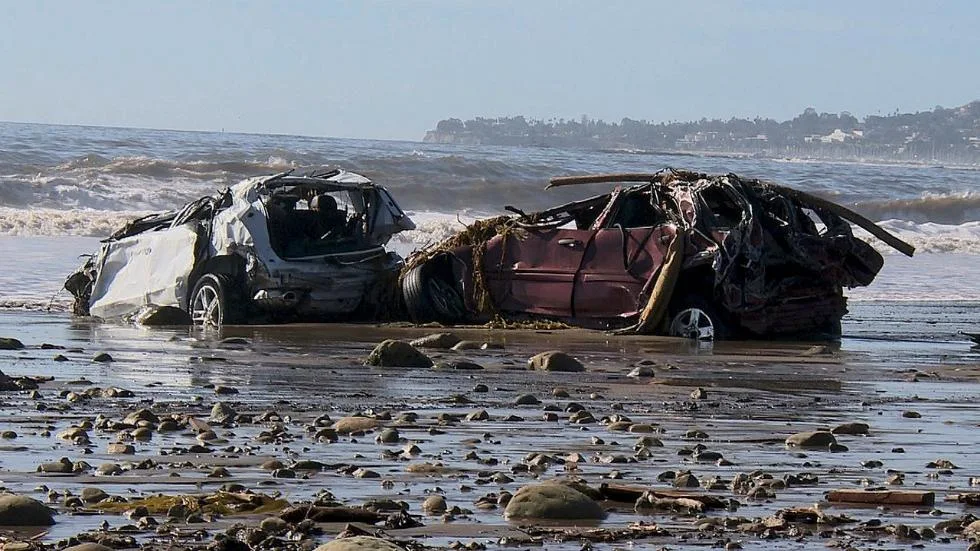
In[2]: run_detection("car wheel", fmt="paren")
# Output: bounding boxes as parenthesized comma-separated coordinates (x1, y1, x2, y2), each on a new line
(668, 295, 729, 341)
(402, 263, 465, 324)
(190, 274, 245, 328)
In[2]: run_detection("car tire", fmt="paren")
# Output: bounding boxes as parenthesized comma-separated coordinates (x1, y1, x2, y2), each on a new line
(190, 274, 245, 328)
(402, 263, 465, 324)
(667, 294, 730, 341)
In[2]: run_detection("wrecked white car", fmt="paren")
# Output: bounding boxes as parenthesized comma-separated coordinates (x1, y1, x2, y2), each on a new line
(65, 169, 415, 326)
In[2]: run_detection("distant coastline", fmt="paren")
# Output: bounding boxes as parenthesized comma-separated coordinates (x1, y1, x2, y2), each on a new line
(425, 102, 980, 166)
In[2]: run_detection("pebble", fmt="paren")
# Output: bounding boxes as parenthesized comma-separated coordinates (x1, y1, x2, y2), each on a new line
(92, 352, 113, 362)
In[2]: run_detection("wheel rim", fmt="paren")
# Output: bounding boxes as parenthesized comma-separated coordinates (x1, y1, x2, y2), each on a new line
(191, 284, 222, 327)
(669, 308, 715, 340)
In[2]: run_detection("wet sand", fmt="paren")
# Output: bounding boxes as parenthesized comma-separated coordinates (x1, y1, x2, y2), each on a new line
(0, 304, 979, 550)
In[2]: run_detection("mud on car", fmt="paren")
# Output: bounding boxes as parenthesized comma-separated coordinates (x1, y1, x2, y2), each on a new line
(401, 169, 913, 340)
(65, 169, 415, 326)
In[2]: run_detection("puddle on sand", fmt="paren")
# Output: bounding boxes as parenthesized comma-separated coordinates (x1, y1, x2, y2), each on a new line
(0, 309, 978, 550)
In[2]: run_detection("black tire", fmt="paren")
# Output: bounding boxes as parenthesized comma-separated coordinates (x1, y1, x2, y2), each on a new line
(667, 294, 730, 341)
(189, 274, 246, 328)
(402, 263, 465, 324)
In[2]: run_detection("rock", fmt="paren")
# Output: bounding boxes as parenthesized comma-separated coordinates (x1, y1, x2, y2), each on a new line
(514, 393, 541, 406)
(0, 494, 55, 525)
(333, 416, 379, 435)
(902, 410, 922, 418)
(375, 428, 400, 444)
(690, 387, 708, 399)
(831, 422, 870, 435)
(422, 494, 447, 515)
(965, 519, 980, 535)
(57, 427, 89, 441)
(261, 459, 285, 471)
(0, 337, 25, 350)
(785, 430, 837, 449)
(528, 351, 584, 372)
(260, 516, 288, 535)
(107, 443, 135, 455)
(123, 408, 160, 425)
(103, 386, 135, 398)
(210, 402, 237, 423)
(96, 463, 122, 476)
(627, 365, 656, 378)
(503, 481, 606, 520)
(92, 352, 113, 362)
(37, 457, 74, 473)
(364, 340, 433, 368)
(674, 472, 701, 488)
(214, 385, 238, 395)
(410, 333, 461, 349)
(135, 305, 192, 326)
(80, 487, 109, 503)
(314, 536, 403, 551)
(64, 545, 113, 551)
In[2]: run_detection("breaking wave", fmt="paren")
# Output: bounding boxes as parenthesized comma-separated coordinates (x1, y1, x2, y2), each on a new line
(853, 192, 980, 225)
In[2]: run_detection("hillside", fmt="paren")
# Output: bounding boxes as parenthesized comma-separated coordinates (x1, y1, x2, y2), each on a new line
(425, 102, 980, 165)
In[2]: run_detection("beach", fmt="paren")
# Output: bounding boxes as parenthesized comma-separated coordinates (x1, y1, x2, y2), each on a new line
(0, 303, 979, 549)
(1, 122, 980, 549)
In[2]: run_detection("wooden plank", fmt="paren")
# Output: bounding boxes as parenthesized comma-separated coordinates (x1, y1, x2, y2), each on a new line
(825, 489, 934, 506)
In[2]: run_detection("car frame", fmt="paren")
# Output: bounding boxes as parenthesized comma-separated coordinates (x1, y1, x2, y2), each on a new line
(401, 169, 913, 340)
(65, 168, 415, 326)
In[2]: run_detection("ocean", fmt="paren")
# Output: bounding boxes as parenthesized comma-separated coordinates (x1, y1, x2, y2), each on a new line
(2, 120, 979, 312)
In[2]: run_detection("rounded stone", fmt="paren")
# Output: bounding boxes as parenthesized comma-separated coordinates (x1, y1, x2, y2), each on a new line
(333, 416, 379, 435)
(785, 430, 837, 448)
(0, 494, 55, 525)
(364, 340, 433, 368)
(831, 422, 870, 435)
(528, 351, 584, 372)
(503, 481, 606, 521)
(422, 494, 447, 515)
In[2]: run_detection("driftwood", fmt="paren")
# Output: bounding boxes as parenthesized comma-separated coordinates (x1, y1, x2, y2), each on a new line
(945, 493, 980, 506)
(825, 489, 935, 506)
(612, 232, 684, 335)
(600, 483, 728, 509)
(279, 505, 385, 524)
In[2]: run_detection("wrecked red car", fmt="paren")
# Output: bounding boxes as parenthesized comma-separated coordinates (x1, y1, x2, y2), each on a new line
(401, 169, 914, 339)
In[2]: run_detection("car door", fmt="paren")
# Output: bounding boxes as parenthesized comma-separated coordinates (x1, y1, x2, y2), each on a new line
(573, 224, 677, 318)
(88, 224, 200, 319)
(482, 228, 593, 317)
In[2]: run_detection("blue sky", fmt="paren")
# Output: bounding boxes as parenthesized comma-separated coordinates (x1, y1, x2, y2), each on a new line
(1, 1, 977, 140)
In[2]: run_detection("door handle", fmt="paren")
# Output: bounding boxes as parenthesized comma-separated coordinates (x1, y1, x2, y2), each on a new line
(558, 238, 582, 248)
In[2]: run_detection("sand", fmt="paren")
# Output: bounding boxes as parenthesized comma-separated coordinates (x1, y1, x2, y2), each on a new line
(0, 306, 978, 550)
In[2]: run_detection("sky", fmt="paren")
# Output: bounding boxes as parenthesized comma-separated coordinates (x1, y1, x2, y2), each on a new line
(1, 1, 978, 141)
